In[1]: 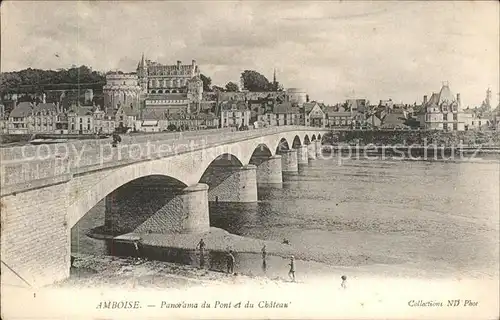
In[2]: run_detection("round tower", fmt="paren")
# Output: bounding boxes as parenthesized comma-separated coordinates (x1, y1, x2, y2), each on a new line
(286, 88, 307, 105)
(103, 73, 142, 113)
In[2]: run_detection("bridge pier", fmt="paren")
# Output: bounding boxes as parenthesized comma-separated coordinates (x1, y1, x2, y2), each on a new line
(104, 190, 121, 232)
(206, 165, 258, 202)
(308, 143, 317, 160)
(314, 140, 323, 159)
(297, 145, 309, 165)
(177, 183, 210, 233)
(280, 149, 299, 173)
(132, 183, 211, 234)
(252, 155, 283, 185)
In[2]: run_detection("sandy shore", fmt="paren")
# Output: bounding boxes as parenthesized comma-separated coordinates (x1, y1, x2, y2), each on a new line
(3, 252, 497, 320)
(122, 227, 297, 257)
(59, 253, 286, 290)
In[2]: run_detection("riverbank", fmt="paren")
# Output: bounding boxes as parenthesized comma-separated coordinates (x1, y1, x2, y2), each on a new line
(3, 252, 497, 320)
(89, 227, 413, 277)
(87, 226, 498, 280)
(323, 130, 500, 147)
(59, 253, 284, 290)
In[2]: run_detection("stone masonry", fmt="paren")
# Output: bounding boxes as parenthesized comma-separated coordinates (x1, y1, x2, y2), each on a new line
(280, 149, 298, 173)
(297, 145, 309, 165)
(308, 142, 317, 160)
(0, 126, 327, 286)
(252, 155, 283, 185)
(202, 165, 258, 202)
(315, 140, 323, 158)
(134, 183, 210, 234)
(1, 181, 70, 287)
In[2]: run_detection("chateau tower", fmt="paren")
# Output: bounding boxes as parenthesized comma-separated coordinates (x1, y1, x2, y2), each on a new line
(103, 73, 142, 114)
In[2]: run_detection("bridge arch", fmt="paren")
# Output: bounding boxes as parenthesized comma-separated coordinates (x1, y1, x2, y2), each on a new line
(275, 137, 291, 154)
(304, 135, 311, 145)
(66, 130, 324, 228)
(291, 135, 302, 149)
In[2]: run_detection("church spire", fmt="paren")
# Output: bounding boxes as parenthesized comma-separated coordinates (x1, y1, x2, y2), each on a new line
(273, 68, 277, 91)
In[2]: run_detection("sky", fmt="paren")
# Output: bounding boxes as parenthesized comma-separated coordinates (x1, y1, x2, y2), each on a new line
(1, 1, 499, 107)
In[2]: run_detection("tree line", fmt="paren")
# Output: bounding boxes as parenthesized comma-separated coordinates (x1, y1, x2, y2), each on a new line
(1, 65, 282, 95)
(0, 66, 105, 94)
(201, 70, 283, 93)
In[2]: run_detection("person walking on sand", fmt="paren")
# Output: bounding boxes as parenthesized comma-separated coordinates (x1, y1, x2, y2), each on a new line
(226, 250, 235, 274)
(133, 240, 142, 261)
(197, 239, 206, 268)
(288, 255, 296, 282)
(341, 275, 347, 289)
(261, 244, 267, 261)
(197, 238, 206, 254)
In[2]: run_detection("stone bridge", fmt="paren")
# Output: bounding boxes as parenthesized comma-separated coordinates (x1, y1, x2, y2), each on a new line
(0, 126, 328, 287)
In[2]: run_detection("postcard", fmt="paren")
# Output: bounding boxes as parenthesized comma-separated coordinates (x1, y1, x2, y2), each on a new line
(1, 1, 499, 319)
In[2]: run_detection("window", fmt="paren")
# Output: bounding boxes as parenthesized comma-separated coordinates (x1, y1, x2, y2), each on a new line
(453, 123, 457, 131)
(453, 114, 457, 121)
(80, 118, 83, 123)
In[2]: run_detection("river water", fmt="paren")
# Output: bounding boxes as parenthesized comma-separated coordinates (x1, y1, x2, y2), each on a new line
(71, 153, 499, 281)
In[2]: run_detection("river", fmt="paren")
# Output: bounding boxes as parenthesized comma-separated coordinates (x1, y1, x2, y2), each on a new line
(71, 153, 500, 281)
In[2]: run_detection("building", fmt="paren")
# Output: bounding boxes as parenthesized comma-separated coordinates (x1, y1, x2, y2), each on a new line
(324, 105, 353, 128)
(422, 82, 465, 131)
(0, 104, 8, 134)
(93, 106, 115, 134)
(257, 102, 300, 126)
(136, 56, 203, 115)
(103, 73, 142, 115)
(31, 102, 59, 133)
(303, 102, 326, 127)
(67, 105, 94, 134)
(8, 102, 34, 134)
(114, 103, 139, 130)
(220, 101, 251, 128)
(286, 88, 307, 106)
(379, 111, 408, 129)
(462, 108, 491, 131)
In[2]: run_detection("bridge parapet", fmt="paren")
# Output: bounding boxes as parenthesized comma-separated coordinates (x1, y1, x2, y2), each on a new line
(0, 126, 327, 194)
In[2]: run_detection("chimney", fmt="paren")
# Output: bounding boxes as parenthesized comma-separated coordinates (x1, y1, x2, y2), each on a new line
(456, 93, 461, 105)
(192, 60, 196, 67)
(177, 60, 181, 69)
(423, 95, 428, 105)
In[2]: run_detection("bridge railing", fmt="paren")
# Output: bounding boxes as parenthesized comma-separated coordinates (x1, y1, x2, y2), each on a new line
(0, 126, 325, 189)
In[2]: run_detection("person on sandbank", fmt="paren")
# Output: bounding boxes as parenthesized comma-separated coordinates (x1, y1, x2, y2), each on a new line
(197, 238, 206, 254)
(282, 238, 290, 245)
(288, 255, 296, 282)
(197, 238, 206, 268)
(261, 244, 267, 272)
(226, 250, 236, 274)
(341, 275, 347, 289)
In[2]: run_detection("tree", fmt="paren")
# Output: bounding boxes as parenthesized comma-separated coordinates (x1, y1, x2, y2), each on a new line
(240, 70, 272, 92)
(212, 85, 225, 92)
(167, 124, 177, 131)
(200, 74, 212, 92)
(225, 82, 239, 92)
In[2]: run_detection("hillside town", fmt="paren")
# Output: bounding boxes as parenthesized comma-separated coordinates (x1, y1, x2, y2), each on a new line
(1, 57, 499, 136)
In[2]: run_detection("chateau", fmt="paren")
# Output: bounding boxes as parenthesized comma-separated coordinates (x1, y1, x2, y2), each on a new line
(103, 55, 204, 117)
(421, 82, 465, 131)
